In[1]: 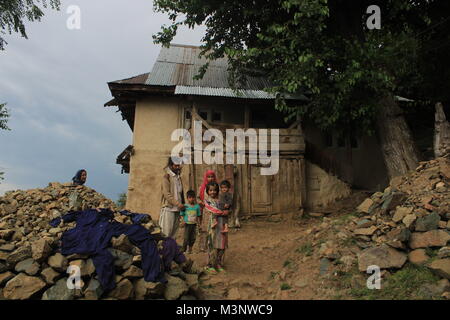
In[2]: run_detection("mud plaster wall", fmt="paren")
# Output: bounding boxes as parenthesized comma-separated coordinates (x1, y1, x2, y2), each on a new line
(306, 160, 351, 209)
(125, 96, 190, 220)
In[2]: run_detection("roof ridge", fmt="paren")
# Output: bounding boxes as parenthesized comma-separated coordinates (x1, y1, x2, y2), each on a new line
(168, 43, 201, 49)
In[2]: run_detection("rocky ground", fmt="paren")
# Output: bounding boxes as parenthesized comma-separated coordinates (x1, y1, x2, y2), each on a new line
(182, 155, 450, 300)
(0, 183, 202, 300)
(0, 155, 449, 300)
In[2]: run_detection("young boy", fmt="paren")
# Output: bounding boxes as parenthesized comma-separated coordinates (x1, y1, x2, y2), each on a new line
(212, 180, 232, 233)
(180, 190, 201, 253)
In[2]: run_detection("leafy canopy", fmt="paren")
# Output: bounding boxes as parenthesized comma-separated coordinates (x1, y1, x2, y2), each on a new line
(0, 103, 9, 131)
(153, 0, 447, 135)
(0, 0, 61, 50)
(0, 102, 9, 183)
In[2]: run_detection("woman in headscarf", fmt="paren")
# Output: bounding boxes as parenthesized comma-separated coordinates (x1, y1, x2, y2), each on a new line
(72, 169, 87, 186)
(197, 170, 217, 252)
(69, 169, 87, 211)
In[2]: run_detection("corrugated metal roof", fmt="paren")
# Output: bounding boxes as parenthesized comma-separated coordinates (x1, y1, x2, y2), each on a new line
(146, 44, 274, 91)
(113, 73, 150, 84)
(174, 86, 276, 99)
(174, 85, 309, 101)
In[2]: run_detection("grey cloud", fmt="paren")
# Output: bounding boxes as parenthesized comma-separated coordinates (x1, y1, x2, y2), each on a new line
(0, 0, 205, 201)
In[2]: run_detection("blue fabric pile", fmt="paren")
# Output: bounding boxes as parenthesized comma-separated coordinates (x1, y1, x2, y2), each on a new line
(50, 209, 167, 291)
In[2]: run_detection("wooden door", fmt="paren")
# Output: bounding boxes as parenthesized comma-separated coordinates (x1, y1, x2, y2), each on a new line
(250, 165, 273, 213)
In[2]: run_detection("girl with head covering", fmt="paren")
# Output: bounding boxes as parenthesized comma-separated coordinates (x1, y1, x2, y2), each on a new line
(203, 181, 228, 274)
(198, 170, 217, 203)
(197, 169, 217, 252)
(72, 169, 87, 186)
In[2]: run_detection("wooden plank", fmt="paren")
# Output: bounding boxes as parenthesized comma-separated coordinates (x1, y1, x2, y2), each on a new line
(288, 119, 301, 129)
(244, 105, 250, 129)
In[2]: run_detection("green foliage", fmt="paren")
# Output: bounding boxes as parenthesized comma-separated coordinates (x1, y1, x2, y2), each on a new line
(280, 283, 291, 290)
(0, 103, 10, 184)
(296, 243, 313, 256)
(153, 0, 449, 135)
(0, 103, 9, 131)
(116, 192, 127, 209)
(349, 264, 441, 300)
(0, 0, 61, 50)
(283, 259, 293, 267)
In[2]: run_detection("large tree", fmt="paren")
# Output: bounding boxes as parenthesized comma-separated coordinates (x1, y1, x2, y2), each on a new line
(153, 0, 449, 179)
(0, 0, 60, 50)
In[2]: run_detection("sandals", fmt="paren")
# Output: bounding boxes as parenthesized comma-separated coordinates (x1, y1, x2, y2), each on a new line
(204, 267, 218, 275)
(217, 267, 226, 273)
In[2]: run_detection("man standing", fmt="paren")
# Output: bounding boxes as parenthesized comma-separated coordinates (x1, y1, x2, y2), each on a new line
(159, 157, 185, 239)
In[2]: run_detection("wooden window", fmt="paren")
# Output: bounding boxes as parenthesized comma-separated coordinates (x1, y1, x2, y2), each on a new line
(199, 109, 209, 121)
(212, 111, 222, 122)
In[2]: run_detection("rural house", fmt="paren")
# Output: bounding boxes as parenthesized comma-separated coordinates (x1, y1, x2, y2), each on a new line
(105, 44, 388, 220)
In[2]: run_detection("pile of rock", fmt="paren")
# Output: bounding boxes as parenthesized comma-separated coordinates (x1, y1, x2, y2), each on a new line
(350, 155, 450, 286)
(0, 183, 201, 300)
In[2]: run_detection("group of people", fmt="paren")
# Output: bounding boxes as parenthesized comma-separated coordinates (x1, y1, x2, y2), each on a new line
(70, 158, 234, 276)
(159, 157, 234, 275)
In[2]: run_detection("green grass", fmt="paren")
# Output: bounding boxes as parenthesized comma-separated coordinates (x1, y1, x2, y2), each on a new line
(201, 284, 214, 289)
(280, 283, 291, 290)
(348, 264, 441, 300)
(269, 271, 280, 280)
(296, 243, 313, 256)
(341, 236, 358, 247)
(283, 259, 292, 267)
(333, 212, 358, 225)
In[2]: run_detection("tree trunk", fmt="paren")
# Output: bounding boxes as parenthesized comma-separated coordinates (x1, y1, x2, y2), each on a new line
(433, 102, 450, 158)
(376, 94, 420, 179)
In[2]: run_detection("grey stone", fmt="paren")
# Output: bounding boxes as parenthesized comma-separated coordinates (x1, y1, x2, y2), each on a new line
(387, 227, 411, 242)
(0, 272, 15, 286)
(428, 259, 450, 279)
(111, 235, 134, 254)
(41, 267, 60, 285)
(164, 274, 188, 300)
(3, 273, 46, 300)
(42, 278, 75, 300)
(6, 246, 31, 268)
(0, 262, 7, 273)
(134, 278, 165, 300)
(419, 279, 450, 299)
(31, 239, 52, 262)
(122, 265, 143, 278)
(409, 230, 450, 249)
(319, 258, 330, 276)
(110, 249, 133, 270)
(48, 253, 68, 272)
(14, 258, 40, 276)
(381, 192, 407, 212)
(438, 247, 450, 259)
(356, 219, 374, 228)
(0, 244, 16, 252)
(108, 279, 134, 300)
(415, 212, 441, 232)
(358, 245, 407, 272)
(69, 259, 95, 277)
(83, 279, 103, 300)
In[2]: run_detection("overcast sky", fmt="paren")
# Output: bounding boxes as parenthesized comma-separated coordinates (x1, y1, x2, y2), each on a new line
(0, 0, 205, 201)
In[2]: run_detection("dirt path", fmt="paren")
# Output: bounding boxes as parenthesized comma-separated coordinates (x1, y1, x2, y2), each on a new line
(175, 191, 369, 300)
